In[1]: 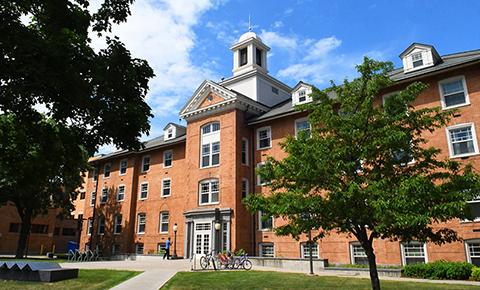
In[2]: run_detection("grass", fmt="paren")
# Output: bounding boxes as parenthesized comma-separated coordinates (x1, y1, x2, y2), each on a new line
(0, 258, 68, 264)
(0, 269, 140, 290)
(161, 271, 478, 290)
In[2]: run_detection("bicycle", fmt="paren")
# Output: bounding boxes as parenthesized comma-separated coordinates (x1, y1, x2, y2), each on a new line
(233, 253, 252, 270)
(199, 250, 217, 270)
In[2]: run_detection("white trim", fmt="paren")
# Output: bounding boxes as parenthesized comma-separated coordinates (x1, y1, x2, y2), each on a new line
(139, 182, 149, 200)
(200, 122, 221, 168)
(97, 216, 105, 235)
(400, 241, 428, 266)
(119, 158, 128, 176)
(446, 122, 480, 158)
(256, 126, 272, 150)
(438, 75, 470, 110)
(113, 214, 122, 235)
(463, 199, 480, 223)
(198, 179, 220, 206)
(259, 243, 275, 257)
(103, 163, 111, 179)
(300, 242, 319, 259)
(349, 242, 367, 265)
(294, 117, 311, 138)
(137, 213, 146, 234)
(258, 210, 273, 231)
(241, 138, 249, 166)
(100, 187, 108, 204)
(141, 155, 151, 173)
(117, 184, 125, 201)
(163, 150, 173, 168)
(241, 178, 249, 198)
(465, 239, 480, 264)
(159, 211, 169, 234)
(90, 191, 96, 207)
(161, 178, 172, 197)
(256, 162, 267, 186)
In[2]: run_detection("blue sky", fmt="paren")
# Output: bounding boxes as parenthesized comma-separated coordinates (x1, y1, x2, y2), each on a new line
(94, 0, 480, 153)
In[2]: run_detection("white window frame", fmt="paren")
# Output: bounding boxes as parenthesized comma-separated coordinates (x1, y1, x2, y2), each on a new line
(259, 243, 275, 257)
(241, 138, 249, 166)
(159, 212, 169, 234)
(350, 242, 368, 265)
(87, 219, 93, 235)
(163, 150, 173, 168)
(139, 182, 148, 200)
(438, 76, 470, 110)
(256, 162, 269, 186)
(241, 178, 249, 198)
(199, 179, 220, 205)
(135, 243, 144, 254)
(200, 122, 221, 168)
(137, 213, 146, 234)
(103, 163, 111, 178)
(114, 214, 122, 234)
(98, 216, 105, 235)
(446, 123, 479, 158)
(295, 117, 311, 138)
(464, 197, 480, 223)
(117, 184, 125, 201)
(161, 178, 171, 197)
(90, 191, 96, 207)
(258, 210, 273, 231)
(465, 239, 480, 265)
(119, 159, 128, 176)
(100, 187, 108, 204)
(301, 242, 319, 259)
(411, 52, 424, 68)
(400, 241, 428, 266)
(256, 126, 272, 150)
(141, 155, 150, 173)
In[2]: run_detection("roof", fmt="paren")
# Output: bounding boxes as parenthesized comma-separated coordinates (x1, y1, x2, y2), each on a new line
(247, 98, 297, 124)
(399, 42, 436, 58)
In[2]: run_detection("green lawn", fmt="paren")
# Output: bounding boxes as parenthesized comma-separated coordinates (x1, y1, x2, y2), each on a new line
(0, 269, 140, 290)
(0, 258, 68, 264)
(161, 271, 478, 290)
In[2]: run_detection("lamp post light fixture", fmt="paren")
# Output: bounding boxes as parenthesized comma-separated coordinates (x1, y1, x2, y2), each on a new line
(172, 223, 178, 259)
(214, 222, 221, 254)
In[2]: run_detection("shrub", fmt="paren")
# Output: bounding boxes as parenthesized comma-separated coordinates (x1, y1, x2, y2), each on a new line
(471, 267, 480, 281)
(403, 261, 473, 280)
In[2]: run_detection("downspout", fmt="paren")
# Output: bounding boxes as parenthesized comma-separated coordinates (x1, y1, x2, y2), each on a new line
(250, 118, 256, 256)
(89, 163, 99, 251)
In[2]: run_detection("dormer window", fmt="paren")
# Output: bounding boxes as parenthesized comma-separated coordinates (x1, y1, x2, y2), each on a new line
(167, 128, 173, 139)
(298, 90, 307, 103)
(240, 48, 248, 66)
(256, 48, 262, 66)
(411, 52, 423, 68)
(164, 124, 176, 141)
(292, 82, 313, 106)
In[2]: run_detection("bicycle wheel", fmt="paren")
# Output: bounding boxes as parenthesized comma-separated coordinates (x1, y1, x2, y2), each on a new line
(233, 258, 241, 269)
(243, 259, 252, 270)
(200, 256, 209, 270)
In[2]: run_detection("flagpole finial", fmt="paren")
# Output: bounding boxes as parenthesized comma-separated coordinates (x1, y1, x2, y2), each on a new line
(248, 13, 252, 32)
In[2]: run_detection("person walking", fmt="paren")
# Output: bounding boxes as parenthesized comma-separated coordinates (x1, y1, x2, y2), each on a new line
(163, 237, 171, 260)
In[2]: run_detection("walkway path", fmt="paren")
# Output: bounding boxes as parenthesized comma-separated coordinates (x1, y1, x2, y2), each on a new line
(61, 259, 190, 290)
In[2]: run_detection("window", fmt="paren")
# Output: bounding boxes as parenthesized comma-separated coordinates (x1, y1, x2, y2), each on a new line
(90, 191, 96, 206)
(201, 123, 220, 168)
(137, 213, 146, 234)
(117, 185, 125, 201)
(159, 212, 169, 233)
(163, 150, 173, 167)
(467, 196, 480, 222)
(167, 128, 174, 139)
(100, 187, 108, 204)
(466, 240, 480, 266)
(9, 223, 20, 233)
(135, 243, 144, 254)
(256, 162, 269, 186)
(257, 127, 271, 150)
(114, 214, 122, 234)
(98, 216, 105, 235)
(103, 163, 111, 178)
(439, 76, 469, 109)
(241, 138, 249, 165)
(157, 243, 166, 254)
(401, 241, 427, 265)
(139, 182, 148, 200)
(241, 178, 249, 199)
(350, 243, 368, 265)
(259, 211, 273, 231)
(142, 155, 150, 172)
(259, 243, 274, 257)
(447, 123, 479, 158)
(112, 244, 121, 255)
(87, 219, 93, 235)
(92, 168, 98, 181)
(256, 48, 262, 66)
(298, 90, 307, 103)
(301, 242, 319, 259)
(62, 228, 76, 236)
(30, 224, 48, 234)
(80, 191, 85, 200)
(239, 48, 247, 66)
(411, 52, 423, 68)
(295, 118, 311, 138)
(199, 179, 220, 205)
(271, 86, 278, 94)
(161, 178, 171, 197)
(119, 159, 128, 175)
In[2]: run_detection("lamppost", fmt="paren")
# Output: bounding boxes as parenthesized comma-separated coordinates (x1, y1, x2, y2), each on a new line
(214, 222, 221, 253)
(172, 223, 178, 259)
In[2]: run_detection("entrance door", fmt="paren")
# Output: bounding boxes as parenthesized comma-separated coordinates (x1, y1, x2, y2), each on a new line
(194, 222, 212, 255)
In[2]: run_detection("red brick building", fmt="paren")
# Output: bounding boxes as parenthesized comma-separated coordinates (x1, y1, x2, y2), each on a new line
(75, 35, 480, 267)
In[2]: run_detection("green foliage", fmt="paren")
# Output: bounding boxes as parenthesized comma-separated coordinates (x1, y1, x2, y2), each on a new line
(403, 261, 474, 280)
(234, 248, 247, 256)
(471, 267, 480, 281)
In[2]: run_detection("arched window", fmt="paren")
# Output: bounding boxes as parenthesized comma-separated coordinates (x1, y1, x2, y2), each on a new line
(200, 122, 220, 168)
(199, 179, 219, 205)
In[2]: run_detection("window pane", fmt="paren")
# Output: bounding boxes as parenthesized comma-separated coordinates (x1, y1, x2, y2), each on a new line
(442, 79, 464, 95)
(212, 123, 220, 132)
(445, 92, 466, 107)
(202, 125, 211, 134)
(450, 126, 473, 142)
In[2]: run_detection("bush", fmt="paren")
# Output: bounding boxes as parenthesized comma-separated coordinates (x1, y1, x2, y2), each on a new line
(403, 260, 473, 280)
(471, 267, 480, 281)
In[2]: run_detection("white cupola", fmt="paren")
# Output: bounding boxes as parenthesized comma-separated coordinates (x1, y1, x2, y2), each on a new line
(399, 43, 441, 73)
(230, 30, 270, 76)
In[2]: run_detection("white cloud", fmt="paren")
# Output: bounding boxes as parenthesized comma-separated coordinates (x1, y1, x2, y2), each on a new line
(273, 21, 283, 28)
(259, 30, 297, 50)
(303, 36, 342, 61)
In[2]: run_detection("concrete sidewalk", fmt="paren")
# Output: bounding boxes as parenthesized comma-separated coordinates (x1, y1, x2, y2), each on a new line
(61, 259, 189, 290)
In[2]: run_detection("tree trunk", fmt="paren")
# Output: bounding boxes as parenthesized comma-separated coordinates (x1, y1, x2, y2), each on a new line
(15, 208, 33, 259)
(364, 244, 381, 290)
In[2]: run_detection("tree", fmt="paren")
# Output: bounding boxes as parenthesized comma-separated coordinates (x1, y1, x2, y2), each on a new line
(244, 58, 480, 290)
(0, 0, 154, 257)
